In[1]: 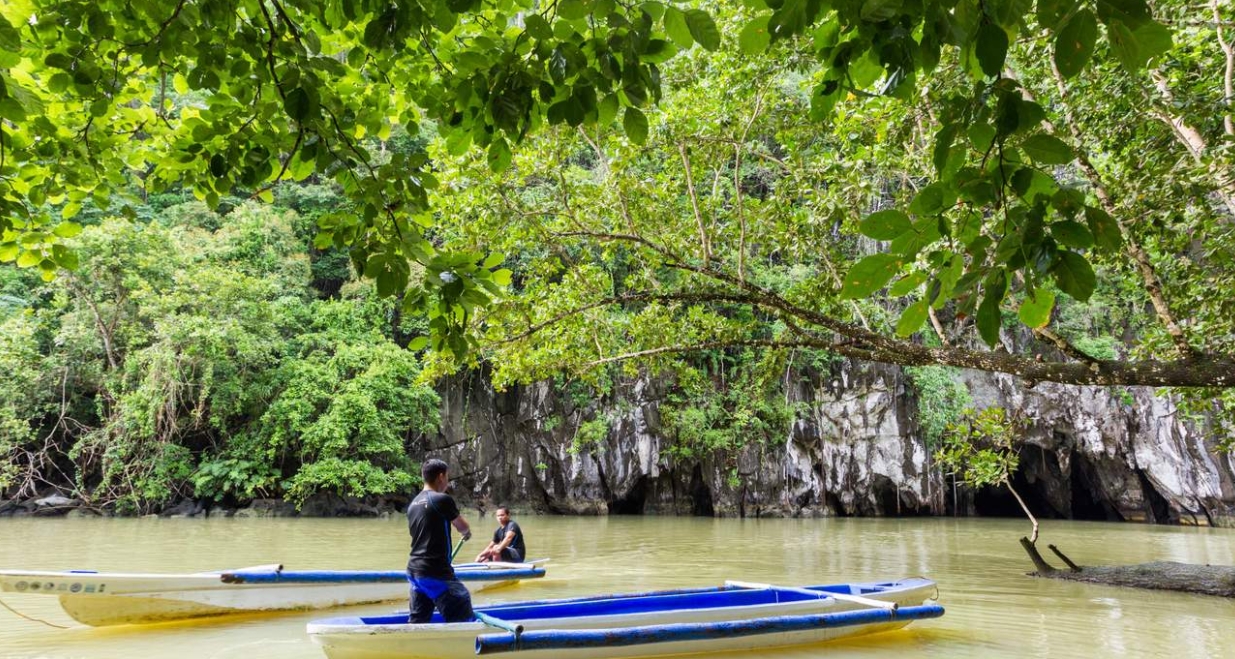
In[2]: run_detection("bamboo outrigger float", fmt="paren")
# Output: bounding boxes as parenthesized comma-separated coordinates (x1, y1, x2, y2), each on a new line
(307, 577, 942, 659)
(0, 560, 548, 627)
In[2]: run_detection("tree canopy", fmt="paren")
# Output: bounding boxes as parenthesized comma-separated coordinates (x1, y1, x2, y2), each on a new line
(2, 0, 1233, 392)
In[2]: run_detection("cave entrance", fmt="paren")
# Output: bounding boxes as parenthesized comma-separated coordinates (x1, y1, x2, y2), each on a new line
(607, 475, 648, 515)
(973, 462, 1062, 520)
(1137, 470, 1174, 524)
(1069, 453, 1122, 521)
(688, 464, 714, 517)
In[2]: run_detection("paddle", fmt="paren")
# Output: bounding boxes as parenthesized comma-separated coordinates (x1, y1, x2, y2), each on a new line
(450, 536, 469, 563)
(724, 580, 899, 611)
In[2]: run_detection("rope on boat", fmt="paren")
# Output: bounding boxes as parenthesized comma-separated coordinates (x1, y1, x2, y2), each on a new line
(0, 594, 71, 629)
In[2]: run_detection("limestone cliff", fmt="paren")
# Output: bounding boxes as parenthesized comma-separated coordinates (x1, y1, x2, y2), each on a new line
(430, 364, 1235, 527)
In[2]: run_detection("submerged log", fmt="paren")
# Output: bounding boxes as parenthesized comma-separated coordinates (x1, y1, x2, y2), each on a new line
(1021, 537, 1235, 597)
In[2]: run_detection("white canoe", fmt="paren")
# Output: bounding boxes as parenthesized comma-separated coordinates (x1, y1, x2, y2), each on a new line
(307, 577, 942, 659)
(0, 560, 548, 627)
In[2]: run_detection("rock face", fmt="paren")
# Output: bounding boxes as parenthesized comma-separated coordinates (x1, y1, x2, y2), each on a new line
(431, 362, 1235, 527)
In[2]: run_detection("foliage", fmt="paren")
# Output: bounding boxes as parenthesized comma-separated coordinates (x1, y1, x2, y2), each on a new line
(0, 199, 440, 511)
(0, 312, 51, 494)
(417, 0, 1233, 394)
(5, 0, 1229, 391)
(934, 407, 1026, 488)
(907, 365, 973, 449)
(570, 416, 610, 455)
(659, 352, 794, 460)
(245, 319, 440, 505)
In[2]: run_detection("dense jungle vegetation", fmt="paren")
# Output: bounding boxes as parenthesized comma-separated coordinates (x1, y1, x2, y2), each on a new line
(1, 0, 1233, 511)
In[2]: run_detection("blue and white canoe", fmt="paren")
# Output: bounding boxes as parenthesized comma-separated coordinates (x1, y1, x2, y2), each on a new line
(0, 560, 547, 627)
(307, 577, 942, 659)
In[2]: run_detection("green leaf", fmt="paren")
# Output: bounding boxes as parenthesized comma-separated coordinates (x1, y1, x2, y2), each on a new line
(487, 137, 512, 173)
(624, 107, 649, 145)
(1052, 251, 1096, 301)
(976, 23, 1009, 78)
(1084, 206, 1123, 252)
(408, 336, 430, 351)
(1050, 220, 1094, 249)
(524, 14, 553, 40)
(52, 222, 83, 238)
(557, 0, 591, 20)
(209, 154, 229, 178)
(896, 299, 929, 338)
(859, 209, 912, 240)
(0, 17, 21, 52)
(0, 243, 17, 261)
(597, 93, 620, 126)
(968, 123, 996, 152)
(684, 10, 721, 51)
(491, 268, 513, 286)
(1106, 19, 1171, 72)
(1020, 134, 1073, 165)
(908, 182, 952, 216)
(482, 252, 505, 269)
(0, 97, 27, 122)
(52, 245, 78, 271)
(1055, 9, 1098, 79)
(663, 7, 693, 49)
(977, 277, 1007, 347)
(1037, 0, 1070, 29)
(284, 87, 316, 122)
(860, 0, 903, 21)
(738, 17, 771, 55)
(889, 271, 928, 297)
(16, 250, 41, 268)
(933, 124, 957, 176)
(839, 253, 903, 299)
(1018, 289, 1055, 328)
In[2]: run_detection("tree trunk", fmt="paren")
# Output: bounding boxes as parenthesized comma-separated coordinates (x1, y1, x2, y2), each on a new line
(1020, 542, 1235, 597)
(1035, 562, 1235, 597)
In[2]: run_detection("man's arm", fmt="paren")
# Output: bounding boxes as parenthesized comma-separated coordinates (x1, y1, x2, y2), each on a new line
(494, 530, 516, 551)
(451, 515, 472, 541)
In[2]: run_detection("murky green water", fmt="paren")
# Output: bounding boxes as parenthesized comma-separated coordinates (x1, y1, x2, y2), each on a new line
(0, 515, 1232, 658)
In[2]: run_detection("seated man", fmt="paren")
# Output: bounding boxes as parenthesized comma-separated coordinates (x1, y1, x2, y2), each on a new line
(475, 505, 526, 563)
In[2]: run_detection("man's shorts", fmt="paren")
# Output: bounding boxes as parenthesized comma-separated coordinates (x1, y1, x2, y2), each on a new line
(408, 578, 473, 623)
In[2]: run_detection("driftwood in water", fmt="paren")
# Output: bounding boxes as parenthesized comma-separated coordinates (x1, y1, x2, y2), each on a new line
(1020, 536, 1235, 597)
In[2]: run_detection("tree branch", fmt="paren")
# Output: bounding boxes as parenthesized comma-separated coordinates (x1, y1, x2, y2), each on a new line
(1033, 327, 1099, 365)
(1215, 0, 1235, 137)
(579, 331, 1235, 387)
(677, 142, 711, 263)
(1047, 62, 1198, 359)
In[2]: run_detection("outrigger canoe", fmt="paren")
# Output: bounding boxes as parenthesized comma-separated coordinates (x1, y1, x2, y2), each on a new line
(0, 560, 547, 627)
(307, 577, 942, 659)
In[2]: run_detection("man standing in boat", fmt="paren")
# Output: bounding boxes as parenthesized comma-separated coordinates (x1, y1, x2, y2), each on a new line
(406, 458, 474, 623)
(475, 505, 526, 563)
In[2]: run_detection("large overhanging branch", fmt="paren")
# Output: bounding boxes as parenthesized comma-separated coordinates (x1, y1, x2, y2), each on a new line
(528, 233, 1235, 388)
(580, 335, 1235, 388)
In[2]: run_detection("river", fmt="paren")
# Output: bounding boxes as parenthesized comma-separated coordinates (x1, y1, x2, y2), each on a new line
(0, 515, 1232, 658)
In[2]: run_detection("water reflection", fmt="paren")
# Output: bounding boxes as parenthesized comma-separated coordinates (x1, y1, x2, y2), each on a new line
(0, 516, 1231, 658)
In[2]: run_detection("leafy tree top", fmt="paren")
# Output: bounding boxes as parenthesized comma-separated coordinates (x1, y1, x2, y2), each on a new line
(3, 0, 1233, 389)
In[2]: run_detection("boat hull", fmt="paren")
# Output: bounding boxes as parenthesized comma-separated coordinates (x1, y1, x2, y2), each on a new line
(0, 563, 545, 627)
(307, 578, 938, 659)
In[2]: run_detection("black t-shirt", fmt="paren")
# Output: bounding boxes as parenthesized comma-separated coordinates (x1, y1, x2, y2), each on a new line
(406, 490, 460, 579)
(493, 520, 526, 559)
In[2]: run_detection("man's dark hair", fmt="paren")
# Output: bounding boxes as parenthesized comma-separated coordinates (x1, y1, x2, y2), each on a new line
(496, 504, 511, 515)
(422, 459, 449, 484)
